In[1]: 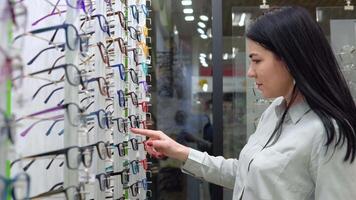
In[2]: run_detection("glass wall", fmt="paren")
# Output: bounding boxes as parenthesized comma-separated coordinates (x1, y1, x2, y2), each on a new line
(150, 0, 214, 199)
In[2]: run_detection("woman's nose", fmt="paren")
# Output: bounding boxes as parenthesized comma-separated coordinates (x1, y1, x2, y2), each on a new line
(247, 66, 256, 78)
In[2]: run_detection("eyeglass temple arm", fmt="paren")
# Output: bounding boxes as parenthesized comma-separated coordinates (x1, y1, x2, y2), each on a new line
(27, 44, 65, 65)
(44, 86, 64, 104)
(32, 82, 56, 100)
(10, 147, 70, 168)
(45, 117, 64, 136)
(15, 104, 65, 122)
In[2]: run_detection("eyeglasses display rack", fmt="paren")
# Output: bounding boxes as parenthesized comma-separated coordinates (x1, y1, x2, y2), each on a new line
(0, 0, 152, 199)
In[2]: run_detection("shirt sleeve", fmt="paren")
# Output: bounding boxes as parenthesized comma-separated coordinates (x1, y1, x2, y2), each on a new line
(310, 131, 356, 200)
(181, 148, 239, 189)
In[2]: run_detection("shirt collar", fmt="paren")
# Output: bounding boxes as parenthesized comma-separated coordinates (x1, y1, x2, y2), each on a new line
(274, 97, 311, 124)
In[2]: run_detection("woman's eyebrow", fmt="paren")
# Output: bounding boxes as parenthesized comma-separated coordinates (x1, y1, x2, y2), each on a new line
(249, 53, 259, 58)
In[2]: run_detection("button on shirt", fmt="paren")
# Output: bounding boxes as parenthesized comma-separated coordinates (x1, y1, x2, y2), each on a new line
(181, 97, 356, 200)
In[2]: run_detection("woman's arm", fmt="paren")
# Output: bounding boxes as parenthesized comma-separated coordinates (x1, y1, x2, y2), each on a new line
(131, 128, 238, 189)
(182, 148, 239, 189)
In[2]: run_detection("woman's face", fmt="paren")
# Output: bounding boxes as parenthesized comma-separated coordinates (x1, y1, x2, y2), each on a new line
(247, 39, 294, 99)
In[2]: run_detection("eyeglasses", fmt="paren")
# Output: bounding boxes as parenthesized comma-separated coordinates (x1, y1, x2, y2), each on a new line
(0, 172, 30, 200)
(16, 102, 85, 127)
(116, 90, 125, 108)
(85, 109, 112, 129)
(35, 76, 109, 105)
(112, 137, 143, 157)
(106, 36, 127, 55)
(97, 41, 112, 67)
(106, 168, 130, 185)
(123, 180, 139, 197)
(20, 64, 87, 90)
(117, 90, 141, 108)
(29, 183, 85, 200)
(138, 178, 151, 191)
(127, 26, 142, 42)
(19, 114, 63, 137)
(128, 115, 145, 129)
(0, 109, 15, 144)
(80, 14, 111, 36)
(14, 23, 85, 51)
(11, 141, 112, 170)
(113, 141, 128, 157)
(140, 62, 149, 77)
(110, 63, 125, 81)
(126, 91, 138, 107)
(128, 68, 139, 84)
(107, 10, 127, 30)
(32, 0, 94, 26)
(138, 80, 150, 93)
(129, 48, 141, 66)
(139, 159, 151, 171)
(5, 0, 27, 30)
(129, 4, 149, 24)
(95, 173, 112, 191)
(86, 76, 110, 97)
(106, 38, 141, 65)
(111, 117, 128, 134)
(138, 101, 151, 113)
(138, 41, 150, 58)
(129, 5, 140, 24)
(129, 138, 146, 151)
(0, 46, 23, 84)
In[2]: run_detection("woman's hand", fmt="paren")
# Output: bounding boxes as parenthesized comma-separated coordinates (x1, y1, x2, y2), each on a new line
(130, 128, 190, 162)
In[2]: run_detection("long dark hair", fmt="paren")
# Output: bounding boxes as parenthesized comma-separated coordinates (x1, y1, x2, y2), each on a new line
(247, 6, 356, 163)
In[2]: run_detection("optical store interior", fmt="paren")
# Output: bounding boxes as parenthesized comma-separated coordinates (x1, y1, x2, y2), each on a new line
(1, 0, 356, 199)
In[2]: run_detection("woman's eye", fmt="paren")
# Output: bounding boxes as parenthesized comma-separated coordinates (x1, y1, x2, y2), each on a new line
(252, 60, 260, 64)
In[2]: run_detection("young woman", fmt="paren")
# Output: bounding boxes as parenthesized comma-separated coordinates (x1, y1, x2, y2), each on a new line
(131, 6, 356, 200)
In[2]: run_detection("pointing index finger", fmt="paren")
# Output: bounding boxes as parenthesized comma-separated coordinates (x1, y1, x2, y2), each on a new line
(130, 128, 161, 138)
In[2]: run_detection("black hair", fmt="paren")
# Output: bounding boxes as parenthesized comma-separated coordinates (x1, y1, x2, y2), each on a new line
(247, 6, 356, 163)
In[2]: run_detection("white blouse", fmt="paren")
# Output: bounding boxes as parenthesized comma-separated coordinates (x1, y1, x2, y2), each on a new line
(181, 97, 356, 200)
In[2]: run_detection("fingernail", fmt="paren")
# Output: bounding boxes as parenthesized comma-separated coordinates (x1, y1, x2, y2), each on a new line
(147, 142, 153, 146)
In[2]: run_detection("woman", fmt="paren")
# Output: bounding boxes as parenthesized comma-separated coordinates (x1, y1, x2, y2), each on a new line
(132, 6, 356, 200)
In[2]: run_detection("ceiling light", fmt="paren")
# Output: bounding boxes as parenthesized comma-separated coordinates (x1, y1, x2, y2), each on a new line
(185, 16, 195, 21)
(200, 53, 207, 58)
(199, 15, 209, 21)
(181, 0, 192, 6)
(197, 28, 205, 34)
(200, 34, 208, 39)
(174, 25, 179, 35)
(202, 83, 208, 92)
(232, 14, 239, 26)
(207, 28, 212, 38)
(183, 8, 194, 14)
(198, 22, 206, 28)
(223, 53, 229, 60)
(238, 13, 246, 27)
